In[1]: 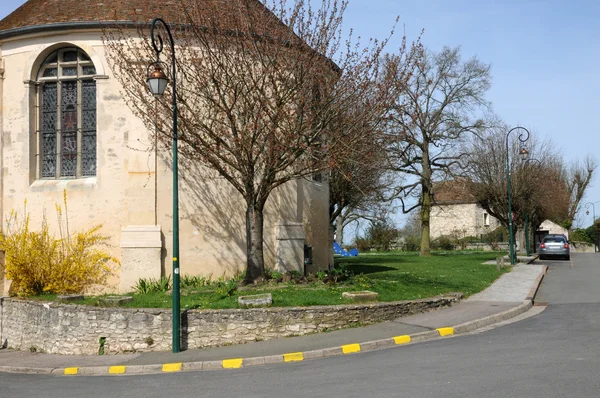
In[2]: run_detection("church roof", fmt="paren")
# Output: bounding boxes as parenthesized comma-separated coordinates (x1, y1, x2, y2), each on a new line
(0, 0, 284, 40)
(0, 0, 183, 33)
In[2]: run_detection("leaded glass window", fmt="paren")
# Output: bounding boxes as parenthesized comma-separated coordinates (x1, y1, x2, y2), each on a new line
(37, 47, 97, 178)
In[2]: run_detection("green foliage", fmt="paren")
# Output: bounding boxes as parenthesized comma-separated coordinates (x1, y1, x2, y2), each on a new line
(214, 277, 238, 298)
(134, 276, 172, 294)
(354, 237, 372, 252)
(365, 219, 397, 251)
(0, 195, 118, 296)
(570, 228, 593, 243)
(264, 268, 283, 281)
(180, 274, 210, 289)
(431, 235, 455, 251)
(402, 235, 420, 252)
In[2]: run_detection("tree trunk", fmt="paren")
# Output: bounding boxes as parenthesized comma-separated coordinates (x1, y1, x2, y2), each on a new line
(420, 186, 432, 256)
(244, 201, 265, 284)
(336, 214, 345, 245)
(420, 143, 432, 257)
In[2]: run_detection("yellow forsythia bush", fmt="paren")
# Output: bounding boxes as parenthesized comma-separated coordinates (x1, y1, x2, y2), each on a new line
(0, 195, 118, 296)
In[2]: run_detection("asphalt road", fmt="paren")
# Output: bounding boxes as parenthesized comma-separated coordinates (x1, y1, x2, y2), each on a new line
(1, 253, 599, 398)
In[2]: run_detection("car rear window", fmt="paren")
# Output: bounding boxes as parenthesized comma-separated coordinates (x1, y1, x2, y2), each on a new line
(543, 237, 565, 243)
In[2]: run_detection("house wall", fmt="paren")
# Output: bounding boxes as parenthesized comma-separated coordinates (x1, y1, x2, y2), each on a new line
(430, 203, 501, 239)
(0, 29, 329, 293)
(537, 220, 569, 239)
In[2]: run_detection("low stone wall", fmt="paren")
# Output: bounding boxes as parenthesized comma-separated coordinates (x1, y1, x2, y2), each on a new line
(0, 294, 461, 355)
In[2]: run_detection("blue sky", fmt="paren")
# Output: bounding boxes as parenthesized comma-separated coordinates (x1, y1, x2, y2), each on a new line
(1, 0, 598, 229)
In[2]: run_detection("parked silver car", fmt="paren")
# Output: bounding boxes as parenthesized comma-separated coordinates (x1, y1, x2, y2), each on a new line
(539, 234, 570, 260)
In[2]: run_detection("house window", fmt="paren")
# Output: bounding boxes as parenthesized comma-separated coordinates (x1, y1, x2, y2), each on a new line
(37, 48, 97, 178)
(483, 212, 490, 227)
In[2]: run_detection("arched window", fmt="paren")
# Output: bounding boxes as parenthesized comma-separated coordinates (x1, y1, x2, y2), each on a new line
(37, 47, 96, 178)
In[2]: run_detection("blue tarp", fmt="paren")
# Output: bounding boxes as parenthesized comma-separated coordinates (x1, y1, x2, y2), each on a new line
(334, 241, 359, 257)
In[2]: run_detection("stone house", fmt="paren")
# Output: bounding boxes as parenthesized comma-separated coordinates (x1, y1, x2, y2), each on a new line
(431, 180, 569, 252)
(430, 180, 501, 240)
(0, 0, 332, 294)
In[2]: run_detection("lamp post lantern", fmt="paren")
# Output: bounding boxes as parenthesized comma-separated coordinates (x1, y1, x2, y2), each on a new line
(147, 17, 181, 353)
(505, 127, 530, 265)
(585, 202, 598, 253)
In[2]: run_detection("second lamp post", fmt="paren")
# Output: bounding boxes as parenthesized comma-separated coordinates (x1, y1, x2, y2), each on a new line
(505, 127, 530, 265)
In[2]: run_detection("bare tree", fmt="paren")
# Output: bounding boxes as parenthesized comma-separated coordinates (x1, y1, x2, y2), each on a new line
(565, 156, 597, 225)
(103, 0, 410, 283)
(384, 46, 492, 256)
(328, 117, 397, 244)
(465, 126, 571, 234)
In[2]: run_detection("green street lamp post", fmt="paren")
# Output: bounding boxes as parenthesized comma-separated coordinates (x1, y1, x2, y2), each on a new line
(523, 158, 541, 256)
(147, 18, 181, 353)
(585, 202, 598, 253)
(505, 127, 530, 265)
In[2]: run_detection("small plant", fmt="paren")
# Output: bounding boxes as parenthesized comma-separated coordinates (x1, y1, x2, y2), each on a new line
(181, 274, 209, 289)
(134, 278, 152, 294)
(214, 278, 237, 298)
(0, 193, 118, 296)
(134, 276, 171, 294)
(29, 346, 38, 353)
(145, 336, 154, 346)
(98, 337, 106, 355)
(264, 268, 283, 282)
(351, 274, 373, 289)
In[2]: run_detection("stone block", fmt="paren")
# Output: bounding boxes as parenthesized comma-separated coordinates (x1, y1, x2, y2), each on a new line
(57, 295, 84, 302)
(99, 296, 133, 306)
(238, 293, 273, 308)
(342, 291, 379, 302)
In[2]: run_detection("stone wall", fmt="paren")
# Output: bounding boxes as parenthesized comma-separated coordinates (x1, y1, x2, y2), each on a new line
(0, 295, 461, 355)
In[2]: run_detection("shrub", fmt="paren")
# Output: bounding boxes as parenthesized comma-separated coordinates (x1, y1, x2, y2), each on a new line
(354, 237, 372, 252)
(402, 235, 420, 252)
(134, 276, 172, 293)
(432, 235, 454, 251)
(571, 228, 593, 244)
(0, 195, 118, 296)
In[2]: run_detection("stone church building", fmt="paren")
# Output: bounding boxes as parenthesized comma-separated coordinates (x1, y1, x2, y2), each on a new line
(0, 0, 331, 294)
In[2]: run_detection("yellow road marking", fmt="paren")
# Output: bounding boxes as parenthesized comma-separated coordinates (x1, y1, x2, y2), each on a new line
(393, 335, 411, 345)
(109, 366, 126, 374)
(341, 344, 361, 354)
(222, 358, 243, 369)
(162, 362, 182, 372)
(437, 327, 454, 336)
(64, 367, 79, 375)
(283, 352, 304, 362)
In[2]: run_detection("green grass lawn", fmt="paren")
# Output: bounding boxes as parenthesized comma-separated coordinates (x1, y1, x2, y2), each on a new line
(34, 251, 509, 310)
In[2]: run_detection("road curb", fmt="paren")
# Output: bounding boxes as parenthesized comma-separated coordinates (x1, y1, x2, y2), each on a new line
(0, 266, 547, 377)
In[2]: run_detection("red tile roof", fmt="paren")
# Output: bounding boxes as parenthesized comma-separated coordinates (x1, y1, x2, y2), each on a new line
(0, 0, 288, 39)
(0, 0, 186, 32)
(433, 180, 477, 204)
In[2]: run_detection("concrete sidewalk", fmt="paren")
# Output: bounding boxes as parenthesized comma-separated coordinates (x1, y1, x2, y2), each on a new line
(0, 262, 546, 376)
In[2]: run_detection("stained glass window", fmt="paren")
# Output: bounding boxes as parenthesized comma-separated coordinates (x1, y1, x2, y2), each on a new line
(37, 47, 97, 179)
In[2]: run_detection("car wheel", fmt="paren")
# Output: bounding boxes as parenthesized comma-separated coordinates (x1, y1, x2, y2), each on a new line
(539, 255, 544, 260)
(566, 256, 570, 261)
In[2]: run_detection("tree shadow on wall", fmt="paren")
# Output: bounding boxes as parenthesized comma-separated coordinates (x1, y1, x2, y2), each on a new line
(175, 157, 275, 279)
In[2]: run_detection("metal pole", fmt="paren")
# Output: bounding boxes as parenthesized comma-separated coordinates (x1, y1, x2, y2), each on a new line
(505, 127, 530, 265)
(525, 213, 530, 256)
(522, 158, 540, 258)
(150, 18, 180, 353)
